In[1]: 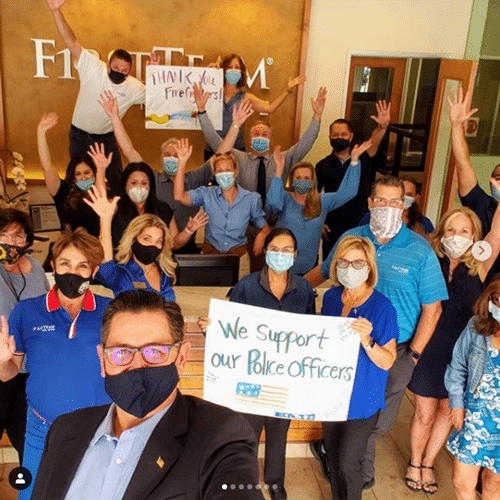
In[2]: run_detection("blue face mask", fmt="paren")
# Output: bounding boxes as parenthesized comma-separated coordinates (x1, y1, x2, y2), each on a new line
(225, 69, 242, 85)
(489, 300, 500, 323)
(251, 136, 270, 153)
(266, 251, 294, 273)
(492, 185, 500, 202)
(75, 178, 95, 191)
(292, 179, 314, 195)
(162, 156, 179, 176)
(215, 172, 235, 190)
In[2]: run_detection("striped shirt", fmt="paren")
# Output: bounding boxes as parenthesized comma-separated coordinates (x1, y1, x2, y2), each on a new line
(321, 224, 448, 343)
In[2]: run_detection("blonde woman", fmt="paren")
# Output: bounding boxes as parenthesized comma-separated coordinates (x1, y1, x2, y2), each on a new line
(406, 202, 500, 494)
(321, 235, 398, 500)
(85, 186, 176, 301)
(267, 142, 370, 274)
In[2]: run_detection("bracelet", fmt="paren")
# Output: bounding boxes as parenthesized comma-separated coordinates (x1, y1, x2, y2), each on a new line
(198, 110, 207, 115)
(185, 227, 194, 234)
(362, 337, 375, 350)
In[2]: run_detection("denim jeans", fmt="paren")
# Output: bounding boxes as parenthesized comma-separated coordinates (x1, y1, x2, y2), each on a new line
(19, 405, 51, 500)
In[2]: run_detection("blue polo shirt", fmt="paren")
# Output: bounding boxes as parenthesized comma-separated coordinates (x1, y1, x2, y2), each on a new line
(189, 185, 266, 252)
(8, 288, 111, 423)
(96, 259, 175, 302)
(322, 287, 399, 419)
(321, 224, 448, 343)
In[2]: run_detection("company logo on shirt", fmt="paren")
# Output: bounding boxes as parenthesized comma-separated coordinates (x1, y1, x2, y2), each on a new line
(33, 325, 56, 332)
(391, 265, 409, 275)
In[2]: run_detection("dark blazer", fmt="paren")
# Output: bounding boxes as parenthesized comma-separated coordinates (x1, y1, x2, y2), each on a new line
(33, 392, 264, 500)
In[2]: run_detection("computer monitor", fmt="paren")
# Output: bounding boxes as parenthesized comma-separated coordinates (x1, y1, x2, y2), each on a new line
(175, 254, 240, 286)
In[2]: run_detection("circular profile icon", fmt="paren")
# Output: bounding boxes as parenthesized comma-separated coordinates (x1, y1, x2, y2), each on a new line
(8, 466, 32, 491)
(472, 241, 492, 262)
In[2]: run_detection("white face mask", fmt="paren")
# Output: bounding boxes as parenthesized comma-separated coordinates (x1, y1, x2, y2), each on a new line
(403, 195, 414, 210)
(440, 235, 473, 259)
(336, 265, 369, 289)
(127, 186, 149, 204)
(369, 206, 403, 239)
(489, 300, 500, 323)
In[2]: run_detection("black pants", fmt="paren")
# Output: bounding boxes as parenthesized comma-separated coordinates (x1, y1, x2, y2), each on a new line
(0, 373, 28, 462)
(323, 411, 379, 500)
(242, 413, 290, 490)
(69, 125, 123, 197)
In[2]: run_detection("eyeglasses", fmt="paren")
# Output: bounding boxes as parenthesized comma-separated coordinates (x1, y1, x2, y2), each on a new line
(267, 246, 295, 254)
(372, 197, 404, 208)
(0, 232, 27, 245)
(490, 294, 500, 308)
(336, 258, 368, 270)
(103, 343, 181, 366)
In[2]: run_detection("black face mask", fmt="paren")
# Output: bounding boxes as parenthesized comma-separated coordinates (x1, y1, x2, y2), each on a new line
(104, 364, 179, 418)
(330, 138, 351, 153)
(0, 243, 29, 265)
(132, 240, 162, 265)
(54, 272, 90, 299)
(108, 69, 127, 85)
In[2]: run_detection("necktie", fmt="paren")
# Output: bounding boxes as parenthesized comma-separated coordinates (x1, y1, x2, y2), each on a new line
(257, 157, 266, 206)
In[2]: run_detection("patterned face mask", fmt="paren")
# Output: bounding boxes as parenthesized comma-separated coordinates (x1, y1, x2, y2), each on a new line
(251, 137, 270, 153)
(162, 157, 179, 175)
(489, 300, 500, 323)
(215, 172, 235, 190)
(369, 206, 403, 239)
(75, 178, 95, 192)
(403, 195, 414, 210)
(440, 235, 473, 259)
(292, 179, 314, 195)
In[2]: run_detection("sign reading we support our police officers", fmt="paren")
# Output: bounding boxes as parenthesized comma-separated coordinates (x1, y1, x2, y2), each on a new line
(203, 299, 360, 422)
(145, 65, 223, 130)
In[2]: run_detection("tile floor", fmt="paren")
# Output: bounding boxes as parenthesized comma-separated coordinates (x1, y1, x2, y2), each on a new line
(0, 391, 463, 500)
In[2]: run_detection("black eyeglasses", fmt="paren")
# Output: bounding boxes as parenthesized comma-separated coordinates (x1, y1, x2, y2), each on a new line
(336, 258, 368, 270)
(103, 343, 181, 366)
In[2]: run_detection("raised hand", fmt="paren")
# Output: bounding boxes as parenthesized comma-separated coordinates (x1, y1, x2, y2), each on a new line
(311, 86, 327, 119)
(88, 143, 112, 171)
(232, 99, 254, 127)
(272, 145, 285, 178)
(351, 317, 373, 345)
(46, 0, 66, 11)
(449, 407, 465, 431)
(98, 91, 119, 118)
(351, 140, 373, 164)
(448, 88, 478, 126)
(83, 185, 119, 220)
(193, 83, 210, 112)
(287, 75, 306, 91)
(370, 100, 391, 129)
(186, 208, 209, 234)
(146, 51, 160, 66)
(174, 138, 193, 165)
(38, 113, 59, 133)
(0, 316, 16, 364)
(197, 317, 212, 335)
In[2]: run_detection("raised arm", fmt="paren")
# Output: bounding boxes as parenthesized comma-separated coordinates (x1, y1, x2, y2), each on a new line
(265, 146, 286, 214)
(367, 100, 391, 157)
(37, 113, 62, 197)
(194, 83, 223, 152)
(83, 185, 119, 263)
(217, 99, 254, 154)
(448, 88, 479, 197)
(87, 142, 112, 194)
(99, 91, 143, 163)
(46, 0, 82, 60)
(481, 176, 500, 278)
(173, 139, 194, 206)
(246, 76, 305, 114)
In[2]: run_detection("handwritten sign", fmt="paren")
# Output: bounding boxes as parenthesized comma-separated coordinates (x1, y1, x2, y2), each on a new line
(203, 299, 360, 421)
(145, 65, 223, 130)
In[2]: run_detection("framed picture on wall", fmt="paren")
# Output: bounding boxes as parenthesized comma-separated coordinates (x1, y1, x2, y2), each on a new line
(30, 203, 61, 232)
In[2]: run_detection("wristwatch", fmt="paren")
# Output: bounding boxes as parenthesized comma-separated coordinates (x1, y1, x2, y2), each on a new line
(409, 349, 421, 361)
(363, 337, 375, 350)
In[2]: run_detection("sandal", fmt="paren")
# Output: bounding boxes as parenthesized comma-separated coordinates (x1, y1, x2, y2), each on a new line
(404, 462, 422, 492)
(421, 464, 438, 495)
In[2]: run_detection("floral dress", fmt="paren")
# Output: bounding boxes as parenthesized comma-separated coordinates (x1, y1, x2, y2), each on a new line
(447, 336, 500, 473)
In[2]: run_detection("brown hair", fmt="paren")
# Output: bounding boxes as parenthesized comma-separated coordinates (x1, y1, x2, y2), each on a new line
(51, 227, 104, 271)
(222, 54, 247, 88)
(101, 289, 185, 344)
(286, 162, 321, 219)
(329, 235, 378, 288)
(370, 175, 405, 199)
(473, 274, 500, 336)
(429, 207, 482, 276)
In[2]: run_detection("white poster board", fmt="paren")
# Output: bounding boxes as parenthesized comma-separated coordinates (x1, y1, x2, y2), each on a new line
(145, 65, 223, 130)
(203, 299, 360, 422)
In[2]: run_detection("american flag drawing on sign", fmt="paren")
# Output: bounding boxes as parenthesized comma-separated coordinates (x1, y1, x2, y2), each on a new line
(235, 382, 288, 409)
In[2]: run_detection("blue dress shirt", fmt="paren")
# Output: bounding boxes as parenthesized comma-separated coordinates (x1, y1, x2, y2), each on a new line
(65, 403, 172, 500)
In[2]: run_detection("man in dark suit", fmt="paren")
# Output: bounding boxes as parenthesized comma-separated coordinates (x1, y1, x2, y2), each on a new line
(33, 290, 263, 500)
